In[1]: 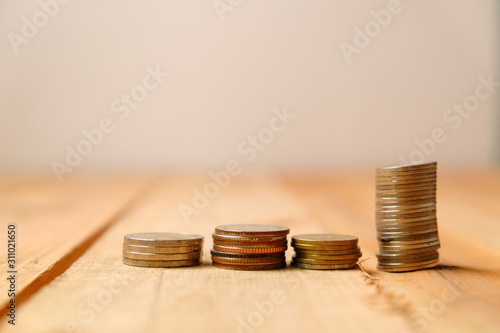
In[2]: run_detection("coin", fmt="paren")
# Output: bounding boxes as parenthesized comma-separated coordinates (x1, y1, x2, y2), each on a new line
(212, 261, 286, 271)
(123, 244, 202, 254)
(122, 251, 202, 261)
(376, 215, 438, 224)
(212, 233, 287, 243)
(293, 253, 362, 261)
(212, 244, 288, 254)
(122, 257, 201, 268)
(291, 262, 357, 270)
(378, 237, 439, 245)
(292, 257, 359, 265)
(376, 176, 437, 185)
(377, 253, 439, 264)
(291, 234, 358, 246)
(378, 232, 439, 241)
(212, 239, 288, 248)
(377, 261, 439, 272)
(294, 247, 362, 255)
(378, 244, 441, 254)
(124, 232, 203, 247)
(215, 224, 289, 237)
(377, 258, 439, 268)
(210, 250, 285, 259)
(376, 162, 437, 172)
(211, 256, 285, 265)
(291, 243, 356, 251)
(379, 240, 440, 249)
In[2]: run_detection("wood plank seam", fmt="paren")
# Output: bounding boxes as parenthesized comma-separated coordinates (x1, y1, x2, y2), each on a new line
(0, 178, 159, 319)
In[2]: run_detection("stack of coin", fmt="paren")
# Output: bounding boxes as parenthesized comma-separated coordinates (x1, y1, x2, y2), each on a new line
(291, 234, 361, 270)
(122, 232, 203, 268)
(376, 162, 440, 272)
(211, 224, 289, 270)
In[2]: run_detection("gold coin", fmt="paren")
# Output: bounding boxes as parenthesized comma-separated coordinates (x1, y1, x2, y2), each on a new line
(292, 257, 359, 265)
(294, 247, 362, 255)
(376, 193, 437, 203)
(376, 197, 436, 206)
(291, 234, 358, 246)
(124, 232, 203, 247)
(210, 250, 284, 259)
(376, 176, 437, 185)
(212, 261, 286, 271)
(213, 244, 287, 254)
(122, 251, 202, 261)
(213, 239, 288, 248)
(212, 233, 287, 243)
(215, 224, 289, 237)
(291, 243, 357, 251)
(122, 257, 201, 268)
(376, 201, 436, 209)
(376, 171, 437, 182)
(291, 262, 357, 270)
(294, 253, 362, 261)
(211, 256, 286, 265)
(123, 243, 202, 254)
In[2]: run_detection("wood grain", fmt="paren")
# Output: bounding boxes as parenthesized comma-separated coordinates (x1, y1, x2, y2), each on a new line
(0, 171, 499, 333)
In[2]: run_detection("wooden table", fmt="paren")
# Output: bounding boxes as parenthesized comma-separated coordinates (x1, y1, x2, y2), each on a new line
(1, 171, 499, 333)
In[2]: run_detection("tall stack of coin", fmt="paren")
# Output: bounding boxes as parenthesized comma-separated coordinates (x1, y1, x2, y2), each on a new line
(291, 234, 361, 270)
(376, 162, 440, 272)
(211, 224, 289, 270)
(123, 232, 203, 268)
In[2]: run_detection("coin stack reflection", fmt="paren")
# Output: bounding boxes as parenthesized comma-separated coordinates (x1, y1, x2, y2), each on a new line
(291, 234, 361, 270)
(211, 224, 289, 270)
(376, 162, 440, 272)
(122, 232, 203, 268)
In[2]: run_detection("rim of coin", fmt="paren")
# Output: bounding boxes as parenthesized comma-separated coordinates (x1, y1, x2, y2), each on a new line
(377, 253, 439, 264)
(377, 258, 439, 267)
(291, 234, 358, 246)
(376, 171, 437, 181)
(376, 201, 436, 209)
(122, 251, 202, 261)
(378, 232, 439, 241)
(376, 168, 438, 177)
(292, 257, 359, 265)
(379, 241, 440, 250)
(212, 261, 286, 270)
(291, 243, 357, 251)
(211, 256, 285, 265)
(215, 224, 290, 237)
(210, 250, 285, 259)
(213, 239, 288, 248)
(376, 194, 437, 203)
(378, 244, 440, 254)
(213, 244, 287, 254)
(377, 223, 438, 231)
(123, 244, 202, 254)
(376, 228, 438, 236)
(376, 191, 436, 199)
(376, 215, 438, 224)
(376, 211, 437, 220)
(376, 161, 437, 171)
(122, 257, 201, 268)
(378, 237, 440, 246)
(294, 247, 362, 255)
(376, 206, 437, 215)
(124, 233, 204, 247)
(376, 175, 437, 184)
(376, 181, 437, 190)
(212, 233, 287, 243)
(291, 262, 357, 270)
(294, 253, 362, 261)
(376, 186, 437, 195)
(377, 261, 439, 273)
(376, 250, 439, 258)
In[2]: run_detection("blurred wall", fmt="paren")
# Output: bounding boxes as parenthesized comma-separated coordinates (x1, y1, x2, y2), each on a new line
(0, 0, 498, 175)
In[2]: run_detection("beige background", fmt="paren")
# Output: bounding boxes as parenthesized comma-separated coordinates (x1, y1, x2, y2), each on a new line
(0, 0, 498, 175)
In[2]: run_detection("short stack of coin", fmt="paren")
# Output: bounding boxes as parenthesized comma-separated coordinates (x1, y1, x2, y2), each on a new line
(291, 234, 361, 270)
(376, 162, 440, 272)
(211, 224, 289, 270)
(122, 232, 203, 268)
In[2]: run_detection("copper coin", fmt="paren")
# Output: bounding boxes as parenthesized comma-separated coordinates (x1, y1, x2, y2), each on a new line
(291, 243, 357, 251)
(213, 239, 288, 248)
(292, 257, 359, 265)
(294, 247, 362, 255)
(211, 256, 285, 265)
(210, 250, 284, 259)
(212, 233, 287, 243)
(212, 261, 286, 271)
(294, 253, 362, 261)
(213, 244, 287, 254)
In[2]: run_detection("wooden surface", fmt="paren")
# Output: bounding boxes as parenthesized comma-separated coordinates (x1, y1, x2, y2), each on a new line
(1, 171, 500, 333)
